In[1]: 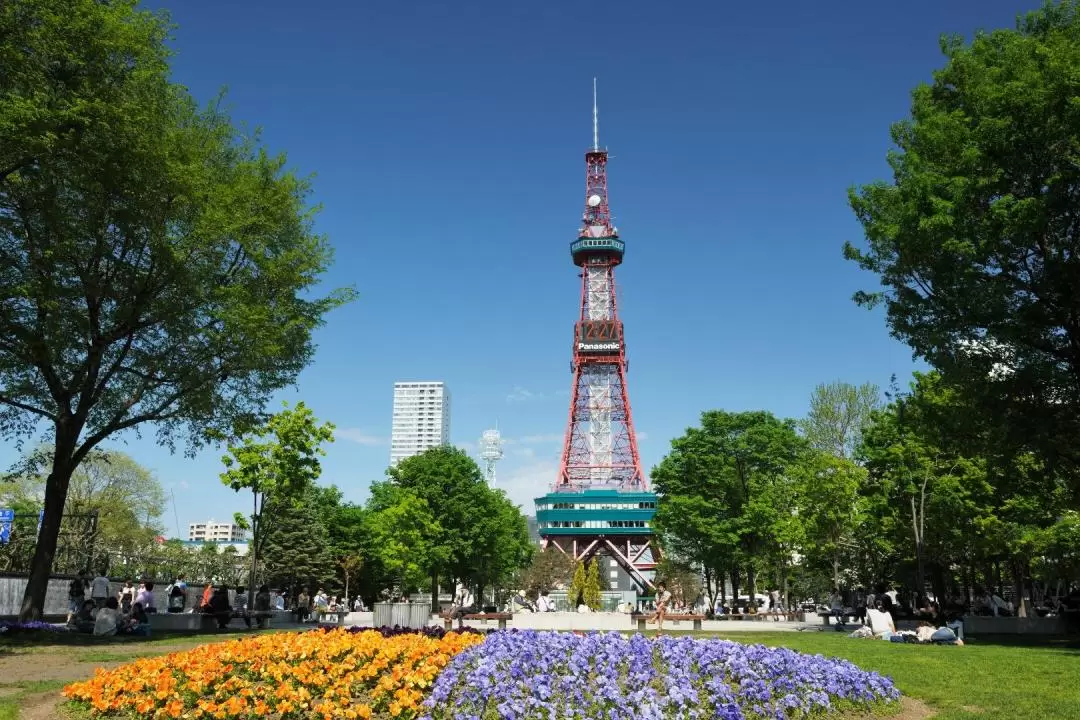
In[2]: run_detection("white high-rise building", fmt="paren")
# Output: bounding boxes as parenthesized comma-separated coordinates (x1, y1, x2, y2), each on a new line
(188, 520, 247, 543)
(390, 381, 451, 466)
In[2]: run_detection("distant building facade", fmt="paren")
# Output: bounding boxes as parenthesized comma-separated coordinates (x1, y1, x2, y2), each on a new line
(390, 381, 451, 466)
(188, 520, 247, 543)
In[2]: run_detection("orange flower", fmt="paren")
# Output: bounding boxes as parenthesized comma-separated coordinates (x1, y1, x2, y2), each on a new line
(64, 629, 482, 719)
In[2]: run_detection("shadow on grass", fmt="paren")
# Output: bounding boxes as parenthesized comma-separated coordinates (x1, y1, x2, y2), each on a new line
(0, 627, 293, 652)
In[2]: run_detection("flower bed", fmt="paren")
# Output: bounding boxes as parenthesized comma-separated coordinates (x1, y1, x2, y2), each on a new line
(63, 628, 903, 720)
(423, 631, 902, 719)
(63, 628, 483, 719)
(0, 620, 69, 634)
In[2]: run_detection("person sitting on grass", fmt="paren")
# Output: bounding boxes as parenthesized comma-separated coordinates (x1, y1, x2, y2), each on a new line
(646, 582, 672, 633)
(93, 597, 123, 637)
(122, 602, 150, 636)
(69, 599, 96, 634)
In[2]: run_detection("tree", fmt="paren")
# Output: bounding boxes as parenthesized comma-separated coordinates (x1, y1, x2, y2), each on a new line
(259, 498, 332, 592)
(653, 410, 807, 603)
(584, 558, 603, 610)
(800, 382, 881, 459)
(220, 402, 335, 606)
(387, 446, 530, 613)
(845, 1, 1080, 491)
(568, 561, 587, 607)
(363, 483, 446, 593)
(518, 548, 575, 596)
(4, 447, 165, 572)
(794, 452, 865, 589)
(339, 554, 363, 603)
(0, 0, 353, 620)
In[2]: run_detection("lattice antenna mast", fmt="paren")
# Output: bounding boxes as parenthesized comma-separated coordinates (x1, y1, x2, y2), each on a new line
(593, 77, 599, 152)
(478, 428, 504, 485)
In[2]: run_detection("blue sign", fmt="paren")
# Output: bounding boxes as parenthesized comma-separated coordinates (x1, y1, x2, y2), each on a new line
(0, 508, 13, 545)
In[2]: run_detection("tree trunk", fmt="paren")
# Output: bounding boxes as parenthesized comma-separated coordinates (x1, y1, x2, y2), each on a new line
(832, 554, 840, 591)
(19, 428, 79, 622)
(429, 572, 439, 616)
(730, 567, 740, 604)
(746, 565, 757, 607)
(246, 491, 259, 610)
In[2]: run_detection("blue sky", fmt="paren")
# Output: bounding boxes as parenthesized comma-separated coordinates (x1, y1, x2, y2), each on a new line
(2, 0, 1041, 536)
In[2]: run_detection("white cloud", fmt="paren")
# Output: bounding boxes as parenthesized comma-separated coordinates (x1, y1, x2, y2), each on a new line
(512, 446, 536, 459)
(456, 440, 477, 452)
(506, 386, 542, 403)
(177, 480, 190, 490)
(496, 460, 560, 510)
(637, 431, 649, 442)
(335, 428, 387, 446)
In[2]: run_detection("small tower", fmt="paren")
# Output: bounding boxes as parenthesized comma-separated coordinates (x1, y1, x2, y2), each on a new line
(478, 428, 504, 485)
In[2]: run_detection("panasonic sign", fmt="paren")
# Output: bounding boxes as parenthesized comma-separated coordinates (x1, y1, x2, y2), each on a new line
(578, 341, 621, 353)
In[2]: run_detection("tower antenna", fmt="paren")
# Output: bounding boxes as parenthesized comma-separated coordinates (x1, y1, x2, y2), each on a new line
(592, 77, 599, 151)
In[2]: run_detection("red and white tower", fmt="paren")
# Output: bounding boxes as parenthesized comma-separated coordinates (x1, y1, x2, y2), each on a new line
(558, 85, 646, 492)
(535, 81, 658, 596)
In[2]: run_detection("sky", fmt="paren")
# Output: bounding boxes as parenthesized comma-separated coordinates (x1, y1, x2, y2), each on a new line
(1, 0, 1045, 537)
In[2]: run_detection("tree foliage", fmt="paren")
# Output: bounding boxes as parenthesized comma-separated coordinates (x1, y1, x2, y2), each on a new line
(653, 410, 807, 602)
(0, 0, 353, 620)
(845, 0, 1080, 492)
(799, 382, 880, 458)
(376, 446, 531, 607)
(568, 561, 587, 607)
(583, 558, 603, 610)
(220, 402, 335, 603)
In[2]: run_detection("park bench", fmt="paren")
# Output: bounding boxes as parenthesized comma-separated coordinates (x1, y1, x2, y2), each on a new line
(442, 612, 512, 631)
(631, 613, 705, 631)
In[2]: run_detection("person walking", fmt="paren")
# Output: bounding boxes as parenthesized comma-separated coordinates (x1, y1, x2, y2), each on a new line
(647, 582, 672, 634)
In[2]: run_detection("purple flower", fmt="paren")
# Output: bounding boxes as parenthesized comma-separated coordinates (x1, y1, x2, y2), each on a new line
(422, 632, 901, 719)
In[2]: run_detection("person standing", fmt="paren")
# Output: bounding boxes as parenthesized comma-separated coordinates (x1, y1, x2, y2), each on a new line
(118, 579, 136, 614)
(67, 571, 88, 623)
(90, 570, 111, 610)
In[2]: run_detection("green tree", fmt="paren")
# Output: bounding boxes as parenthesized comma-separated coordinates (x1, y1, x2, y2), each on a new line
(845, 1, 1080, 493)
(799, 382, 881, 459)
(0, 0, 353, 620)
(220, 402, 335, 606)
(653, 410, 807, 603)
(363, 483, 446, 592)
(794, 452, 865, 589)
(4, 447, 166, 572)
(259, 498, 332, 592)
(387, 446, 530, 613)
(584, 558, 603, 610)
(568, 561, 587, 607)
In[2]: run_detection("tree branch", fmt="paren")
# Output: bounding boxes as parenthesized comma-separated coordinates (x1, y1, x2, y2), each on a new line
(0, 394, 56, 422)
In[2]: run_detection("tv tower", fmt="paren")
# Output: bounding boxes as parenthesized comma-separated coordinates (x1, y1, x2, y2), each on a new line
(534, 80, 658, 595)
(478, 428, 503, 485)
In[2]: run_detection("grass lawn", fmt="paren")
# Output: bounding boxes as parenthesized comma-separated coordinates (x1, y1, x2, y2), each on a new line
(2, 628, 1078, 719)
(693, 631, 1080, 720)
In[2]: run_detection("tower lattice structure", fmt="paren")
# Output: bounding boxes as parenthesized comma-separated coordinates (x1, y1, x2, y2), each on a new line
(535, 83, 659, 596)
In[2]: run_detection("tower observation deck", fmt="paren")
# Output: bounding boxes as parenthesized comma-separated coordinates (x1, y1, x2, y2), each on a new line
(534, 81, 659, 594)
